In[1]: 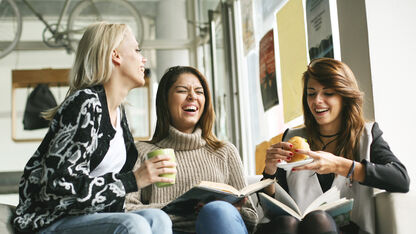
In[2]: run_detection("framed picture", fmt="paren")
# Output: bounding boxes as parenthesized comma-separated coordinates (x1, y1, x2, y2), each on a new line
(305, 0, 334, 60)
(259, 29, 279, 111)
(240, 0, 255, 55)
(11, 69, 69, 142)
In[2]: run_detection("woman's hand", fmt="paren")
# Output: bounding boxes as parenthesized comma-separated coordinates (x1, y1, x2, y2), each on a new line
(294, 149, 365, 181)
(194, 201, 205, 215)
(293, 149, 341, 174)
(233, 197, 248, 211)
(133, 154, 177, 189)
(264, 142, 294, 175)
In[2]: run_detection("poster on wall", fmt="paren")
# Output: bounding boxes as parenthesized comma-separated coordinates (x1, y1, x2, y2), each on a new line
(306, 0, 334, 60)
(276, 0, 308, 123)
(259, 29, 279, 111)
(241, 0, 255, 55)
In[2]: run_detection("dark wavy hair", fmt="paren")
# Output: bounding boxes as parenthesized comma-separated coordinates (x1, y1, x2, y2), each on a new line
(302, 58, 365, 159)
(150, 66, 223, 150)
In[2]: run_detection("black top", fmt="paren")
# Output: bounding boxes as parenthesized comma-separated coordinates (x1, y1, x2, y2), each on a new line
(13, 85, 139, 232)
(275, 122, 410, 194)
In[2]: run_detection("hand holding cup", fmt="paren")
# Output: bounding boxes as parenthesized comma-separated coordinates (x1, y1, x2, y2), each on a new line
(133, 148, 177, 189)
(147, 149, 177, 187)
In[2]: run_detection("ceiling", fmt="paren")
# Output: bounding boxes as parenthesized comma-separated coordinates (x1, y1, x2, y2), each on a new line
(15, 0, 160, 19)
(14, 0, 222, 25)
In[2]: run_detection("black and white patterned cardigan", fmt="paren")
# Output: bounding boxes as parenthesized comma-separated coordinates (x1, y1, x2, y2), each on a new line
(13, 85, 138, 232)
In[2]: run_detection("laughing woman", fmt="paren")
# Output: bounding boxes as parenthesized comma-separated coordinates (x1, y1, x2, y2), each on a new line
(126, 66, 258, 234)
(259, 58, 410, 234)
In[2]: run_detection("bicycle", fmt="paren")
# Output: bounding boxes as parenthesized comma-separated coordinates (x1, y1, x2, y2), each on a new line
(0, 0, 144, 59)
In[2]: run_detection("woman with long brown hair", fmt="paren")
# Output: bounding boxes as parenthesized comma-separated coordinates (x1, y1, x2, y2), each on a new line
(260, 58, 409, 234)
(125, 66, 258, 234)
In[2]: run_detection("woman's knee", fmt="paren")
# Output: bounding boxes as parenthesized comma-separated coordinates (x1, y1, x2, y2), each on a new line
(302, 210, 336, 227)
(199, 200, 239, 219)
(130, 209, 172, 234)
(39, 212, 158, 234)
(255, 215, 299, 234)
(300, 210, 338, 234)
(118, 213, 153, 234)
(132, 208, 172, 226)
(196, 201, 247, 234)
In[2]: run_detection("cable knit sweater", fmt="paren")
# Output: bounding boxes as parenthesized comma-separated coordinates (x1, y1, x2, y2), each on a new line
(125, 126, 258, 233)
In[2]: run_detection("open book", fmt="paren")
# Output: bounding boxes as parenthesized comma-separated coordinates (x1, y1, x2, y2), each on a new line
(162, 179, 274, 215)
(258, 184, 353, 223)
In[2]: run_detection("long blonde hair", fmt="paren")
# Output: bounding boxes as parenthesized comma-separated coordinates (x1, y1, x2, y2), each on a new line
(43, 22, 129, 120)
(302, 58, 365, 160)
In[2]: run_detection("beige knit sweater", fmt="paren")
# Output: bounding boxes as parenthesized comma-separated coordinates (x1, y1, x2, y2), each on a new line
(125, 126, 258, 233)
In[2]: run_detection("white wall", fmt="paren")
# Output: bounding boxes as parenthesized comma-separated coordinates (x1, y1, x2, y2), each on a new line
(365, 0, 416, 191)
(0, 22, 74, 205)
(0, 20, 74, 173)
(337, 0, 374, 121)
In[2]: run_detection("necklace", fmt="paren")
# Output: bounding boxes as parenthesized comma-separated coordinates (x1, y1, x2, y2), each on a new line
(319, 137, 338, 151)
(319, 132, 340, 138)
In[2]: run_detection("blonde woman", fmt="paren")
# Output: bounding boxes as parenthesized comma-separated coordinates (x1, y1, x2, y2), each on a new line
(13, 23, 174, 234)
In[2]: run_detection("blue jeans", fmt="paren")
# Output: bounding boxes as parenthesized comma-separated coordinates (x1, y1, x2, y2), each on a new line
(38, 208, 172, 234)
(195, 200, 248, 234)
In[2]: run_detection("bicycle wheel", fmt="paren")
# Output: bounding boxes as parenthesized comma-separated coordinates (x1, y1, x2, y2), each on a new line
(67, 0, 144, 52)
(0, 0, 22, 59)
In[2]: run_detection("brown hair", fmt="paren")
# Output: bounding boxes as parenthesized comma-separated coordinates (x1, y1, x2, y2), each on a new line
(150, 66, 223, 150)
(302, 58, 365, 159)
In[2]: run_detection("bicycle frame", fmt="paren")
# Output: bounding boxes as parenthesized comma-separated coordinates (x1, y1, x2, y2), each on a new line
(21, 0, 73, 50)
(22, 0, 71, 35)
(1, 0, 144, 58)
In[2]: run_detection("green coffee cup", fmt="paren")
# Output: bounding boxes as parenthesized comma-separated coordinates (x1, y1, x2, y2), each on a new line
(147, 148, 176, 187)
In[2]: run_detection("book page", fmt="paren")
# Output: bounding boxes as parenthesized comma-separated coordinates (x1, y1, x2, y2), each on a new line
(259, 192, 302, 220)
(199, 179, 274, 196)
(198, 181, 240, 195)
(240, 178, 274, 196)
(162, 186, 243, 215)
(303, 186, 340, 217)
(274, 182, 301, 214)
(316, 198, 353, 217)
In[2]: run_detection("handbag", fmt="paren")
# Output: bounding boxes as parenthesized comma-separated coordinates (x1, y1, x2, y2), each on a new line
(23, 84, 58, 130)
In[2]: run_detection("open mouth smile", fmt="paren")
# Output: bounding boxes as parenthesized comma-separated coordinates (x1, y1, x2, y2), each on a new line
(183, 105, 198, 112)
(315, 108, 328, 114)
